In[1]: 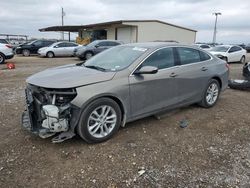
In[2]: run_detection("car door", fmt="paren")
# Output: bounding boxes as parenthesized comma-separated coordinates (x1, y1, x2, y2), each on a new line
(31, 40, 43, 53)
(227, 46, 242, 62)
(65, 43, 78, 56)
(129, 47, 180, 117)
(174, 47, 212, 104)
(94, 41, 109, 54)
(53, 43, 68, 56)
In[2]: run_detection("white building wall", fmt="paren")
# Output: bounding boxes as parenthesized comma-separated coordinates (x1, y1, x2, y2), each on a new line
(123, 21, 196, 44)
(107, 27, 116, 40)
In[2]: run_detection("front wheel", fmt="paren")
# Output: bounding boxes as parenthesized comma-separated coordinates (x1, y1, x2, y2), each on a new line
(46, 51, 54, 58)
(77, 98, 122, 143)
(85, 52, 93, 60)
(0, 53, 5, 64)
(199, 79, 220, 108)
(240, 56, 245, 64)
(22, 49, 30, 56)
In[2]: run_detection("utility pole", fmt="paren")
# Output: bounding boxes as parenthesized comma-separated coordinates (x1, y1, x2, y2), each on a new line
(212, 12, 221, 44)
(61, 7, 65, 40)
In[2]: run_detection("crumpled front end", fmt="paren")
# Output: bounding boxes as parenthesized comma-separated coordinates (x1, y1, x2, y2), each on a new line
(22, 84, 80, 142)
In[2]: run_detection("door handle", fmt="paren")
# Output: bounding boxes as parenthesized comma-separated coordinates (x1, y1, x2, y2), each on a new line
(170, 72, 178, 77)
(201, 67, 208, 71)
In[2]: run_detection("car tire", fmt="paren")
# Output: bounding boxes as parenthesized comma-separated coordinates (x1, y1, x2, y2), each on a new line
(0, 53, 5, 64)
(46, 51, 54, 58)
(228, 79, 250, 90)
(22, 49, 30, 56)
(85, 51, 93, 60)
(77, 97, 122, 143)
(199, 79, 221, 108)
(240, 56, 245, 64)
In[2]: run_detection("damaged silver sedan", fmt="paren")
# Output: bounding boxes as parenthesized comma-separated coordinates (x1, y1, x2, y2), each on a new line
(22, 42, 229, 143)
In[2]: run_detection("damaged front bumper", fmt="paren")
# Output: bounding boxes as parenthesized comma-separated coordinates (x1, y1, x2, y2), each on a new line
(21, 84, 80, 143)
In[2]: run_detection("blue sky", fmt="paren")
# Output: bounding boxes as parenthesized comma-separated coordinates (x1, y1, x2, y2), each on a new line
(1, 0, 250, 44)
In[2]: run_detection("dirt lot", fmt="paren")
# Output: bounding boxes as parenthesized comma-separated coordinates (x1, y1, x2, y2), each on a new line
(0, 55, 250, 188)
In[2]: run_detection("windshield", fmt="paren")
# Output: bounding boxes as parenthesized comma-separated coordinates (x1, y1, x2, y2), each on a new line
(84, 45, 148, 71)
(211, 46, 229, 52)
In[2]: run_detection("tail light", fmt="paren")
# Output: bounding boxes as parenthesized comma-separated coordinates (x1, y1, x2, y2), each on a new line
(5, 44, 12, 48)
(226, 63, 230, 70)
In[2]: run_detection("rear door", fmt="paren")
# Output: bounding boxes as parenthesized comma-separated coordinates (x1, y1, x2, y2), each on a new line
(228, 46, 243, 62)
(94, 41, 109, 54)
(129, 47, 180, 117)
(174, 47, 212, 104)
(64, 42, 78, 56)
(31, 40, 43, 53)
(53, 43, 68, 56)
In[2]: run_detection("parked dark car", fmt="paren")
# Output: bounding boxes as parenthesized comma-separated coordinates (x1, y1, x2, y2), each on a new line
(15, 40, 56, 56)
(74, 40, 123, 60)
(245, 44, 250, 53)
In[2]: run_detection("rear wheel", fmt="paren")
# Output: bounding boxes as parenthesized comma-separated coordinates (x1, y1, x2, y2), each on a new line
(199, 79, 220, 108)
(240, 56, 245, 64)
(85, 52, 93, 60)
(22, 49, 30, 56)
(0, 53, 5, 64)
(77, 98, 122, 143)
(46, 51, 54, 58)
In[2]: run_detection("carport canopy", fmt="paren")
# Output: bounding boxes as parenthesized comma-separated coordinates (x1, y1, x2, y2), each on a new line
(39, 21, 128, 32)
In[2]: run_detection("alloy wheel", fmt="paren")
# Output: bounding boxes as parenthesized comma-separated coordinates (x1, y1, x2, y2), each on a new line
(206, 83, 219, 105)
(87, 105, 117, 138)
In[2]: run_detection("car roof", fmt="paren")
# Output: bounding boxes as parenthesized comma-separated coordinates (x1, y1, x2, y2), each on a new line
(216, 45, 233, 48)
(123, 42, 197, 49)
(92, 40, 123, 43)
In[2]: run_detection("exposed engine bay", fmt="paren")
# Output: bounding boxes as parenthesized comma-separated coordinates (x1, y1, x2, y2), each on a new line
(22, 84, 79, 142)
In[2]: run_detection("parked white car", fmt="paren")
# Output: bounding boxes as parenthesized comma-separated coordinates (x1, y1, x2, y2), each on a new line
(209, 45, 246, 63)
(0, 43, 14, 64)
(38, 42, 80, 58)
(194, 44, 212, 51)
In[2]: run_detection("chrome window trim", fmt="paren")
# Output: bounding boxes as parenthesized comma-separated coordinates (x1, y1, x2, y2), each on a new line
(130, 46, 213, 77)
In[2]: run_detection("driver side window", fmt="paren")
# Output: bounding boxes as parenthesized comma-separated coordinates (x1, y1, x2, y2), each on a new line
(33, 41, 43, 46)
(141, 48, 175, 69)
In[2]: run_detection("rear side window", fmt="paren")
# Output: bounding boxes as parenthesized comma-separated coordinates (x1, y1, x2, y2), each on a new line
(57, 43, 68, 47)
(66, 43, 78, 47)
(199, 51, 211, 61)
(229, 46, 242, 53)
(177, 47, 201, 65)
(98, 42, 108, 46)
(141, 47, 175, 69)
(107, 42, 120, 46)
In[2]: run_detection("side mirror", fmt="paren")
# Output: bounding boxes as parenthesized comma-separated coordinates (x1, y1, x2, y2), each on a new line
(54, 45, 59, 48)
(95, 44, 100, 48)
(134, 66, 158, 75)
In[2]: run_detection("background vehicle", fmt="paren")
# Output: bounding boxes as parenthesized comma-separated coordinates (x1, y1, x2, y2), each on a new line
(15, 40, 56, 56)
(74, 40, 123, 60)
(194, 43, 212, 50)
(209, 45, 246, 63)
(22, 43, 229, 143)
(38, 41, 80, 58)
(0, 39, 9, 44)
(0, 43, 14, 64)
(245, 44, 250, 53)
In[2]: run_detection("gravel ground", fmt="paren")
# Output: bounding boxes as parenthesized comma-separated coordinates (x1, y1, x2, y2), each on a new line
(0, 55, 250, 188)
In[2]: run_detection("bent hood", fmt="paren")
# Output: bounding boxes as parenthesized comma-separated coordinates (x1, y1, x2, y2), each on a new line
(27, 64, 116, 89)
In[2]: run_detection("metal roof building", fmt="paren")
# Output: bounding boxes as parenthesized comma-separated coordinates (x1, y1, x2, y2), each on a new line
(39, 20, 197, 44)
